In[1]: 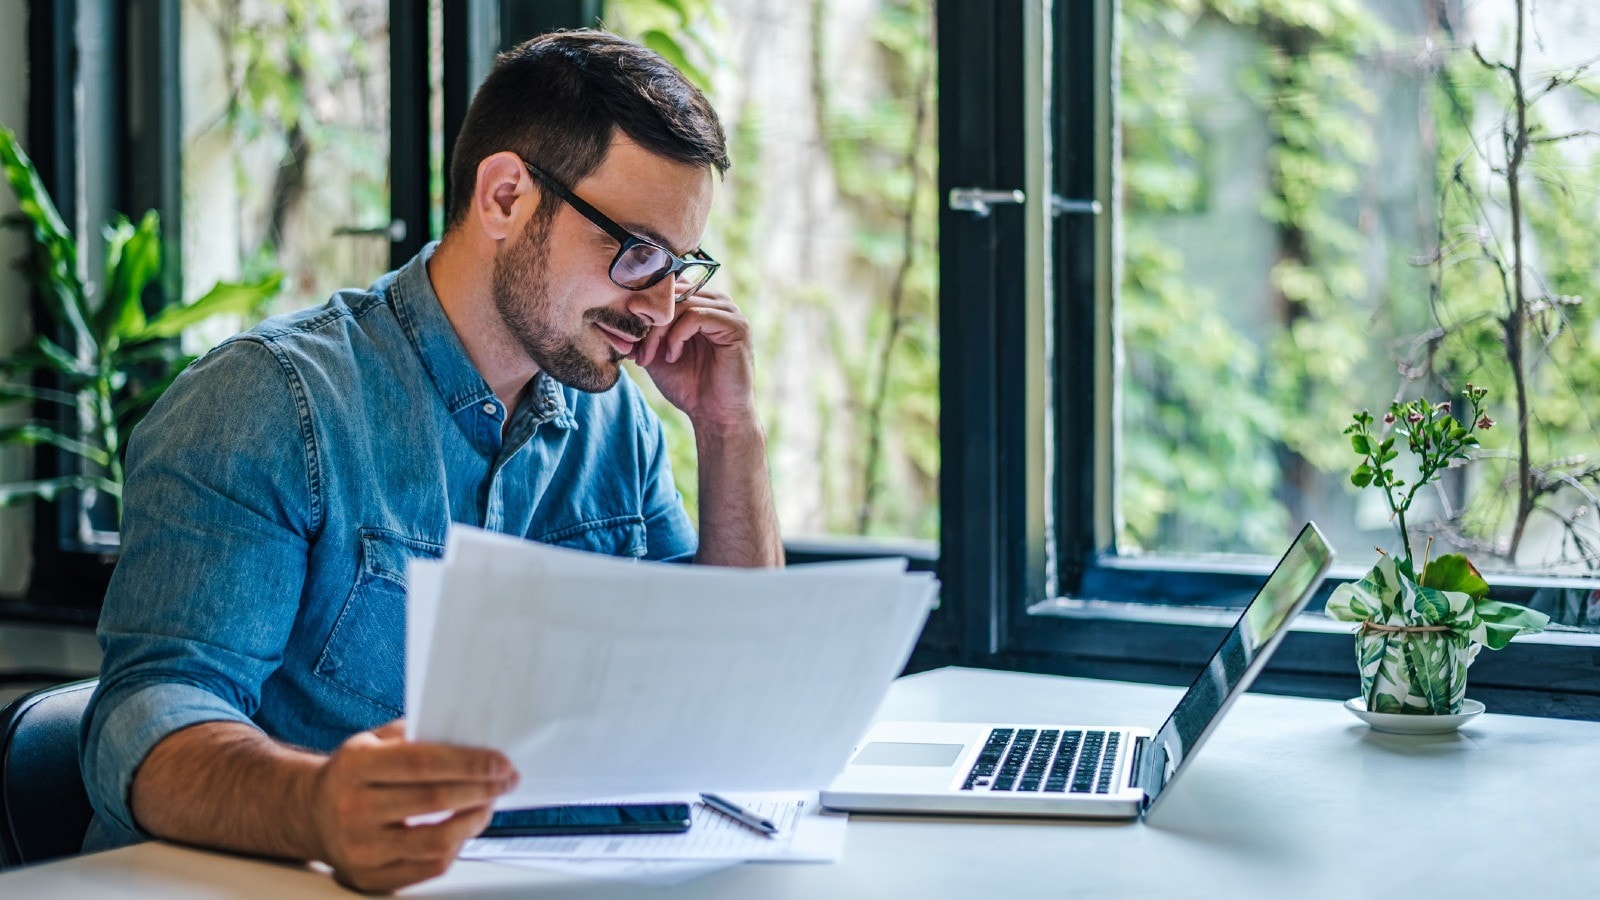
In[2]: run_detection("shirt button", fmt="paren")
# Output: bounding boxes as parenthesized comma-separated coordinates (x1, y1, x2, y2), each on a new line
(482, 402, 498, 416)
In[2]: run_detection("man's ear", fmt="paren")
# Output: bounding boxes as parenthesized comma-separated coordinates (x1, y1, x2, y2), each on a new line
(473, 152, 536, 242)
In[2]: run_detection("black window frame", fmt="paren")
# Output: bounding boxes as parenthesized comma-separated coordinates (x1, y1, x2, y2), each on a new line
(11, 0, 176, 624)
(942, 0, 1600, 720)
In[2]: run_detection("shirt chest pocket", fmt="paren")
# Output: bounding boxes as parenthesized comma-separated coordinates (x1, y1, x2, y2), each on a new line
(314, 527, 443, 717)
(536, 514, 649, 557)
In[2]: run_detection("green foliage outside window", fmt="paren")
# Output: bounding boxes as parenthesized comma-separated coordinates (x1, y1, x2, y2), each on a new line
(606, 0, 940, 541)
(601, 0, 1599, 584)
(187, 0, 390, 313)
(1420, 23, 1600, 568)
(1119, 0, 1393, 555)
(1119, 0, 1600, 586)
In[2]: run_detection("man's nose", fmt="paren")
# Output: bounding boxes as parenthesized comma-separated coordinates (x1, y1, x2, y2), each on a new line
(625, 278, 676, 328)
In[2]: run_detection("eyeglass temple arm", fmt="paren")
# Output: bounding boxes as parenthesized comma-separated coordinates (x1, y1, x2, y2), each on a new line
(522, 162, 636, 246)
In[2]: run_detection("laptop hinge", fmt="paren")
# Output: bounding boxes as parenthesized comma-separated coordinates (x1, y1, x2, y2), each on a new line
(1130, 735, 1149, 792)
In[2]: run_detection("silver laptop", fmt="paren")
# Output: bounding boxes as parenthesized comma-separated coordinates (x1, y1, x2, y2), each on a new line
(821, 523, 1333, 820)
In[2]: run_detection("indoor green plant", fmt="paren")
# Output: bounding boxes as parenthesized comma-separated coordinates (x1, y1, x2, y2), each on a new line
(1326, 385, 1549, 715)
(0, 125, 280, 529)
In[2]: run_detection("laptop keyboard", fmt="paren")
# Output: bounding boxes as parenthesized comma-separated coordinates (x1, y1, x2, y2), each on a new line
(960, 728, 1121, 794)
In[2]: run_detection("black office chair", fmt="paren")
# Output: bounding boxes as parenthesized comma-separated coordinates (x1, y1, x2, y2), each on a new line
(0, 678, 98, 868)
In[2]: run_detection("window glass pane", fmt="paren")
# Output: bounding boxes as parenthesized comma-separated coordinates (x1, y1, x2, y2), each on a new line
(181, 0, 392, 343)
(605, 0, 940, 542)
(1117, 1, 1600, 612)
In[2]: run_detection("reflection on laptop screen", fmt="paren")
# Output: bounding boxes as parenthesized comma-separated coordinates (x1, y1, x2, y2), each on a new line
(1141, 524, 1333, 811)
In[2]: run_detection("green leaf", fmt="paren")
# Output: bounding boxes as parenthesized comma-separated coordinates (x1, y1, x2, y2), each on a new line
(0, 127, 71, 243)
(31, 336, 92, 379)
(0, 423, 111, 467)
(1327, 565, 1389, 621)
(0, 382, 81, 409)
(1475, 599, 1550, 650)
(1350, 469, 1373, 487)
(1401, 636, 1452, 714)
(638, 29, 711, 89)
(96, 210, 161, 346)
(1410, 583, 1454, 623)
(0, 475, 121, 507)
(133, 273, 282, 341)
(1370, 692, 1403, 714)
(0, 126, 93, 348)
(1419, 553, 1490, 602)
(116, 343, 196, 367)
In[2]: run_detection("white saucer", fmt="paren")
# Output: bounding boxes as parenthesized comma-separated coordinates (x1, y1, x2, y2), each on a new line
(1344, 697, 1485, 734)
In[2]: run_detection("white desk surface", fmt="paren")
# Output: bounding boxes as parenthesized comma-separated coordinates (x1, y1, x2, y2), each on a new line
(3, 666, 1596, 898)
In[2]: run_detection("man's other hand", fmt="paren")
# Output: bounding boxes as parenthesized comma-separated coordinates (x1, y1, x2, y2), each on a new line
(310, 721, 518, 893)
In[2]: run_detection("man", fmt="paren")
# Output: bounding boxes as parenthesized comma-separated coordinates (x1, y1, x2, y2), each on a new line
(80, 30, 781, 893)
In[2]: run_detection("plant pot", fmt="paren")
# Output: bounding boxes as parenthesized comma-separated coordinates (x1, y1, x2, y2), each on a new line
(1351, 614, 1478, 716)
(1327, 556, 1478, 716)
(1328, 554, 1551, 717)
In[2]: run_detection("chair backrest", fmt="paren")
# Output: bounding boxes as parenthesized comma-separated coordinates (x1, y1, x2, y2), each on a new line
(0, 678, 98, 868)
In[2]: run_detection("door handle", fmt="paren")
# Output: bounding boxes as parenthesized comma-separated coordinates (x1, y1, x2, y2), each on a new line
(947, 188, 1025, 217)
(1051, 195, 1102, 216)
(332, 219, 409, 242)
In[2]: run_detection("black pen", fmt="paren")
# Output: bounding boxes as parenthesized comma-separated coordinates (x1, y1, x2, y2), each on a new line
(699, 793, 778, 836)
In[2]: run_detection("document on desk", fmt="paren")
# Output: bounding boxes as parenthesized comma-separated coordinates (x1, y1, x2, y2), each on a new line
(407, 525, 936, 809)
(458, 793, 846, 862)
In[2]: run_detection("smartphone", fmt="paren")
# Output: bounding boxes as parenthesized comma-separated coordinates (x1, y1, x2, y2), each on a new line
(480, 802, 693, 837)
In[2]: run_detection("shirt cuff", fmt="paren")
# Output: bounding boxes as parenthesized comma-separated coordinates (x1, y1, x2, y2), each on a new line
(82, 681, 257, 838)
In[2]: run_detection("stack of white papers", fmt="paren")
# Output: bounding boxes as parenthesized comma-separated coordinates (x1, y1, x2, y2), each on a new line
(406, 525, 937, 810)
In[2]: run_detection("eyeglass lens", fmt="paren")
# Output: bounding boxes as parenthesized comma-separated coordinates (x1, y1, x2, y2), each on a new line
(611, 244, 715, 299)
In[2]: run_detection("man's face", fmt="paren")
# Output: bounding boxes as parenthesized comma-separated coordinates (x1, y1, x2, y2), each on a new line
(490, 138, 714, 393)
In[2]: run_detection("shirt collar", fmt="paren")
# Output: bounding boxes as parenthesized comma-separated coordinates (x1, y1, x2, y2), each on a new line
(389, 242, 576, 431)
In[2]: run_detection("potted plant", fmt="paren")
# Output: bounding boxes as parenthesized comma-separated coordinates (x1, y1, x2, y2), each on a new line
(1326, 384, 1549, 719)
(0, 124, 280, 540)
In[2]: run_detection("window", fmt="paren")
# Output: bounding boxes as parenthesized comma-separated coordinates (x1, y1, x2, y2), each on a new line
(6, 0, 444, 617)
(602, 0, 940, 546)
(13, 0, 1593, 716)
(6, 0, 934, 620)
(984, 0, 1600, 716)
(180, 0, 399, 336)
(1113, 0, 1600, 588)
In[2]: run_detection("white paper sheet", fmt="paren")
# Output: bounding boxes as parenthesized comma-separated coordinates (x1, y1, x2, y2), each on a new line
(404, 559, 444, 720)
(475, 858, 738, 886)
(459, 793, 847, 862)
(411, 526, 935, 808)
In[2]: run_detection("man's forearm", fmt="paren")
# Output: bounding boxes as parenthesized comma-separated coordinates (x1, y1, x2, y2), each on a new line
(693, 421, 783, 567)
(129, 718, 513, 892)
(130, 721, 323, 860)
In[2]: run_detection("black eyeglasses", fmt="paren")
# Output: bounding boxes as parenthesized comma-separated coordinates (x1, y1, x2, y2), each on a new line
(522, 160, 719, 302)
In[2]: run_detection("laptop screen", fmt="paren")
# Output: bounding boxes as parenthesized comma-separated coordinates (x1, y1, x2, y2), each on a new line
(1137, 523, 1333, 815)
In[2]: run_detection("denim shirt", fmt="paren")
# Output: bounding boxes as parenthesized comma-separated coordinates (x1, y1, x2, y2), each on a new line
(80, 243, 696, 848)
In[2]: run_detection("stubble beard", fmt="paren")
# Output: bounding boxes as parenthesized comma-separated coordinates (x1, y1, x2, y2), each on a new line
(491, 211, 645, 394)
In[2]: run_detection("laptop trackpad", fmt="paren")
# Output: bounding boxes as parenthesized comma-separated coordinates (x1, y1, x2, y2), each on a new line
(852, 742, 965, 767)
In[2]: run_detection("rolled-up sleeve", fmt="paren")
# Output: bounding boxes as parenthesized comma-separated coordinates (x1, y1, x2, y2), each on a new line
(81, 338, 317, 839)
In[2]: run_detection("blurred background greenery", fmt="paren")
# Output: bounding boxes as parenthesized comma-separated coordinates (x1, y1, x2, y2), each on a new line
(177, 0, 1598, 598)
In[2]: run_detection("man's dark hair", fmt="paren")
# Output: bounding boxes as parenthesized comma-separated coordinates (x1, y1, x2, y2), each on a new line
(446, 29, 729, 229)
